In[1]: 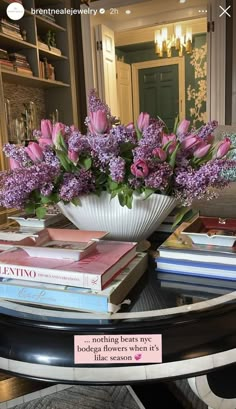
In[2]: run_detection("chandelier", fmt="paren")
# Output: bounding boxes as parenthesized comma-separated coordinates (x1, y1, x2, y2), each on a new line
(154, 24, 192, 57)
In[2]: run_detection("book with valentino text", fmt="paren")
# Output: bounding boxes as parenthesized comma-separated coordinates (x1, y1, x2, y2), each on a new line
(0, 240, 137, 291)
(0, 253, 148, 313)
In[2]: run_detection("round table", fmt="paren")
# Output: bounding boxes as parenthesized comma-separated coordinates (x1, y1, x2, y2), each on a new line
(0, 267, 235, 409)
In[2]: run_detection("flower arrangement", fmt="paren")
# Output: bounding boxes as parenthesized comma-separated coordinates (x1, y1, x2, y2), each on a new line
(0, 90, 235, 219)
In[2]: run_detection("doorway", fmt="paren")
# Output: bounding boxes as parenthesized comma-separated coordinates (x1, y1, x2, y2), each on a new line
(132, 57, 185, 124)
(139, 64, 179, 131)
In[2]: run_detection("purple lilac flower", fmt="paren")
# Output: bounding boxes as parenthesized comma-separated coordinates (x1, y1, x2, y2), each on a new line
(144, 163, 173, 191)
(59, 169, 95, 202)
(89, 135, 119, 166)
(88, 89, 111, 114)
(110, 125, 137, 144)
(109, 157, 126, 183)
(173, 159, 234, 205)
(42, 146, 60, 167)
(67, 132, 90, 154)
(128, 177, 143, 189)
(194, 120, 218, 141)
(133, 121, 164, 164)
(0, 163, 59, 209)
(40, 182, 54, 196)
(3, 144, 29, 166)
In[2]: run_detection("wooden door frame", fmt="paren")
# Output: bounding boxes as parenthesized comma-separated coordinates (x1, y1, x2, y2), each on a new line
(131, 57, 185, 122)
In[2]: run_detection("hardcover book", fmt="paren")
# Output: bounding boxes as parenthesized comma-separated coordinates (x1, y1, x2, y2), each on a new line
(0, 253, 148, 313)
(0, 240, 137, 290)
(157, 271, 236, 290)
(158, 222, 236, 265)
(156, 257, 236, 280)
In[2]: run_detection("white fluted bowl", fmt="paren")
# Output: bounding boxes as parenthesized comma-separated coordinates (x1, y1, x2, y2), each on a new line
(57, 192, 177, 242)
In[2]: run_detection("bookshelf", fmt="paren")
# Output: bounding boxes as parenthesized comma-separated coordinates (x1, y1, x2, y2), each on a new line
(0, 0, 78, 165)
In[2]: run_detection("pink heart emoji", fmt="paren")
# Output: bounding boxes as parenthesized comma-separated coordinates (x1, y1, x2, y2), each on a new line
(134, 354, 142, 361)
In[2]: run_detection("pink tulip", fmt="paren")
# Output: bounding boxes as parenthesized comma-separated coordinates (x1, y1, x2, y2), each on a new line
(214, 137, 231, 159)
(162, 133, 177, 154)
(131, 159, 149, 178)
(68, 150, 79, 163)
(126, 122, 135, 130)
(88, 110, 110, 134)
(177, 119, 190, 136)
(38, 137, 53, 147)
(181, 135, 200, 150)
(137, 112, 150, 132)
(41, 119, 53, 139)
(162, 133, 176, 146)
(193, 143, 211, 158)
(152, 147, 167, 162)
(52, 122, 66, 145)
(9, 158, 21, 169)
(25, 142, 44, 162)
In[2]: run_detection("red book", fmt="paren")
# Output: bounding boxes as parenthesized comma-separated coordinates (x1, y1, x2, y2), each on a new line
(0, 241, 137, 290)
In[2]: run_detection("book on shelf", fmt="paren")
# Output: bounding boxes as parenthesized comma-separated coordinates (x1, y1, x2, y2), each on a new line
(0, 60, 14, 70)
(0, 253, 148, 313)
(0, 26, 23, 40)
(157, 271, 236, 290)
(157, 222, 236, 265)
(156, 256, 236, 280)
(0, 240, 137, 290)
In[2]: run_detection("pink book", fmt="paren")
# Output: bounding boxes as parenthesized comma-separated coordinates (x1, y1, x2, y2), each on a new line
(0, 241, 137, 290)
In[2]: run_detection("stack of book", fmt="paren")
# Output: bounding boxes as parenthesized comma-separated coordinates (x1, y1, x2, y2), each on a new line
(0, 229, 148, 314)
(0, 48, 14, 71)
(155, 222, 236, 294)
(39, 58, 55, 80)
(0, 19, 23, 40)
(8, 53, 33, 76)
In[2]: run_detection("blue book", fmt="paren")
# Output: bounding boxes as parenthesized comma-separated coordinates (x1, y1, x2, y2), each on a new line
(0, 253, 147, 313)
(155, 256, 236, 280)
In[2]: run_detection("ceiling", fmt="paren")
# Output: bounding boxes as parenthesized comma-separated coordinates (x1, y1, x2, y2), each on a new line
(90, 0, 208, 32)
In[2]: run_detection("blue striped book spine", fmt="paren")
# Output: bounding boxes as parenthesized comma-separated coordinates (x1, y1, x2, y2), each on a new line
(155, 257, 236, 280)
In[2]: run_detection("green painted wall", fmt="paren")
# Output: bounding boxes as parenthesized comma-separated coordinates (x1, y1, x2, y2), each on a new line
(116, 33, 207, 128)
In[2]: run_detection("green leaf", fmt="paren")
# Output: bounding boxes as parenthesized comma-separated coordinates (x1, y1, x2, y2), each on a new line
(57, 132, 67, 151)
(56, 150, 71, 171)
(80, 157, 92, 170)
(71, 197, 81, 206)
(35, 207, 47, 219)
(118, 192, 125, 207)
(169, 142, 180, 168)
(40, 195, 51, 204)
(135, 123, 142, 141)
(173, 207, 198, 228)
(144, 187, 155, 199)
(109, 180, 119, 191)
(173, 115, 179, 134)
(25, 204, 36, 215)
(126, 194, 133, 209)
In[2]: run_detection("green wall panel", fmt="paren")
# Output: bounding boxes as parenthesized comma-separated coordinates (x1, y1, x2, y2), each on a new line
(116, 33, 207, 127)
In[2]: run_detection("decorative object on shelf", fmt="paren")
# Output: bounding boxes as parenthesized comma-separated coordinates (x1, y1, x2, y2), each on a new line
(154, 23, 192, 57)
(0, 90, 235, 241)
